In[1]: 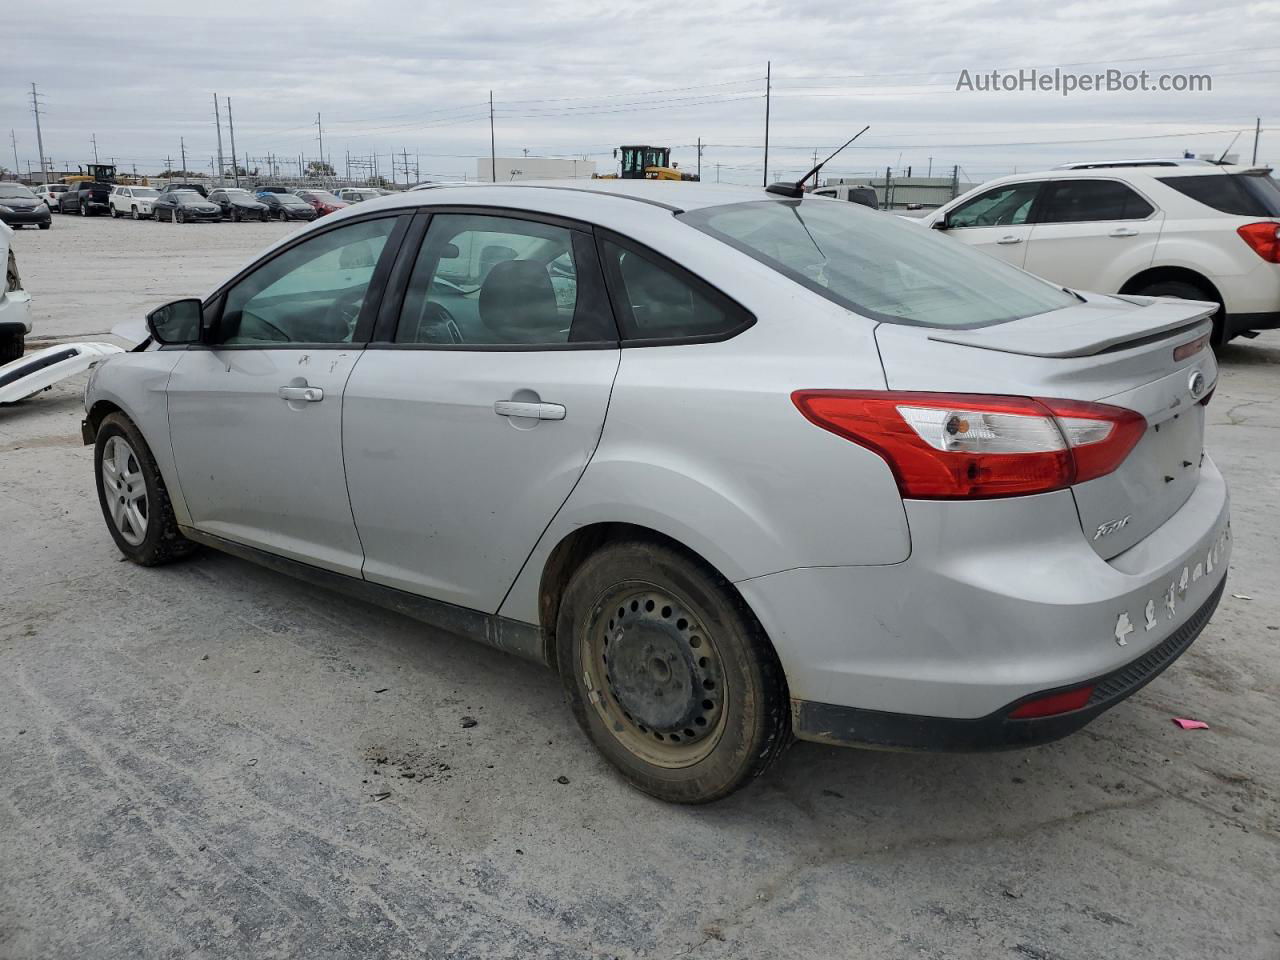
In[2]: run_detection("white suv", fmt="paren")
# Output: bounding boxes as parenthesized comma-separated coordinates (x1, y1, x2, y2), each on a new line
(924, 161, 1280, 344)
(109, 185, 160, 219)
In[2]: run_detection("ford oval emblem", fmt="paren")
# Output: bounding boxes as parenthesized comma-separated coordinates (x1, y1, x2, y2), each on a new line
(1188, 369, 1207, 400)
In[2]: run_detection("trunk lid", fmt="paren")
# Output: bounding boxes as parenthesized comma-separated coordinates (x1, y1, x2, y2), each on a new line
(874, 293, 1217, 559)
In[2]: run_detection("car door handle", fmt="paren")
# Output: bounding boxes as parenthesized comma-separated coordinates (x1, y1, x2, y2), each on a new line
(494, 400, 566, 421)
(278, 385, 324, 402)
(1109, 227, 1139, 238)
(996, 235, 1023, 245)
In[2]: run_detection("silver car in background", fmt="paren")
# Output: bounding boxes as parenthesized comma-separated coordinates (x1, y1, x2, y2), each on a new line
(82, 181, 1229, 803)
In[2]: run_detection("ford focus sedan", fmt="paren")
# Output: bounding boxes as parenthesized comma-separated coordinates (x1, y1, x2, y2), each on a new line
(82, 181, 1229, 803)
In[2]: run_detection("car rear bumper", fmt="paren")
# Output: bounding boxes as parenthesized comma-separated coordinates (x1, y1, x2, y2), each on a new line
(737, 454, 1231, 740)
(791, 576, 1224, 750)
(1224, 310, 1280, 338)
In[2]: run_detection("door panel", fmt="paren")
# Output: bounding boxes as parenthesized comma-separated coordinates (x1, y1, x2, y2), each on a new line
(167, 348, 365, 574)
(938, 181, 1043, 269)
(343, 350, 619, 610)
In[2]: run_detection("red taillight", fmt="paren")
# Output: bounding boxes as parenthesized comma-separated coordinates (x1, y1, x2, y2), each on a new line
(1008, 685, 1094, 719)
(1237, 221, 1280, 263)
(791, 391, 1146, 499)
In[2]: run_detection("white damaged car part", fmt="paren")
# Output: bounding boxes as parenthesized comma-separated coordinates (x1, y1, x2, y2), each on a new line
(0, 342, 124, 404)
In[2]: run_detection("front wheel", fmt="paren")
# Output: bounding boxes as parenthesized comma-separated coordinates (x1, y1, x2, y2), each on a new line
(131, 206, 141, 220)
(277, 209, 287, 222)
(175, 209, 185, 224)
(38, 222, 50, 230)
(93, 413, 195, 566)
(556, 538, 791, 804)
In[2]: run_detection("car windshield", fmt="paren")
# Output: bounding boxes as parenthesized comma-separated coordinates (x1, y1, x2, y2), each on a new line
(174, 191, 205, 203)
(131, 188, 159, 198)
(224, 189, 252, 196)
(306, 192, 341, 203)
(279, 195, 309, 206)
(0, 184, 37, 199)
(679, 200, 1078, 328)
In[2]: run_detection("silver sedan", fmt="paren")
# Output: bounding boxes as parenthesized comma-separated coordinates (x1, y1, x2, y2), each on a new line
(83, 181, 1230, 803)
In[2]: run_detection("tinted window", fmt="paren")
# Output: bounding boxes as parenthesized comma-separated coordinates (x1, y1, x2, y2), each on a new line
(679, 200, 1077, 329)
(599, 237, 751, 342)
(948, 183, 1041, 228)
(1160, 172, 1280, 217)
(0, 184, 36, 199)
(220, 217, 397, 345)
(1040, 180, 1154, 223)
(396, 213, 613, 346)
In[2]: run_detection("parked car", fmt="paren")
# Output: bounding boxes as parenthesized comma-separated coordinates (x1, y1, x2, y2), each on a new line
(256, 191, 318, 221)
(152, 190, 222, 223)
(0, 223, 33, 363)
(161, 182, 209, 197)
(335, 187, 385, 204)
(924, 161, 1280, 344)
(209, 188, 270, 222)
(34, 184, 69, 210)
(58, 179, 113, 216)
(0, 183, 52, 229)
(293, 189, 349, 216)
(254, 184, 291, 194)
(109, 185, 160, 220)
(810, 184, 879, 208)
(83, 181, 1229, 804)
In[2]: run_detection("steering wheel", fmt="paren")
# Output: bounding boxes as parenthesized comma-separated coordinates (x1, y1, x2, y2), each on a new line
(325, 286, 367, 338)
(416, 300, 464, 344)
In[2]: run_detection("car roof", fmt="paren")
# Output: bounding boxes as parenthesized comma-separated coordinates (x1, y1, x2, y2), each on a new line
(395, 178, 768, 212)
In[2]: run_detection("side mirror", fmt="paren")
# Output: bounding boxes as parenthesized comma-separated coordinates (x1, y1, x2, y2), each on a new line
(145, 298, 203, 345)
(931, 215, 950, 230)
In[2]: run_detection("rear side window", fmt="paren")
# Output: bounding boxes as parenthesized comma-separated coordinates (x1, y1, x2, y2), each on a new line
(598, 237, 752, 343)
(1160, 173, 1280, 217)
(1039, 180, 1154, 222)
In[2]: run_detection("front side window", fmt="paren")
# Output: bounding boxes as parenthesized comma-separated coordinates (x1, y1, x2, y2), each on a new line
(219, 217, 397, 345)
(1039, 179, 1154, 223)
(680, 199, 1077, 329)
(948, 182, 1041, 228)
(395, 213, 612, 346)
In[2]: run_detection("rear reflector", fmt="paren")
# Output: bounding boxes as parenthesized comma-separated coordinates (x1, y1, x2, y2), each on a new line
(792, 391, 1146, 499)
(1008, 685, 1094, 719)
(1237, 221, 1280, 263)
(1173, 334, 1210, 362)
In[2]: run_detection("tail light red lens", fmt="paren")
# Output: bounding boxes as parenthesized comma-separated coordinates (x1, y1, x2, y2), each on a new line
(792, 391, 1146, 499)
(1008, 685, 1094, 719)
(1237, 221, 1280, 263)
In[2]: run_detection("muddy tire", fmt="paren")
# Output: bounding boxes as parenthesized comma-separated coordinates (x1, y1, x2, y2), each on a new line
(94, 413, 196, 566)
(556, 538, 790, 804)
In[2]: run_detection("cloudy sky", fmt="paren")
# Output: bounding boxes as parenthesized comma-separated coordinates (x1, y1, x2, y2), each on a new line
(4, 0, 1276, 186)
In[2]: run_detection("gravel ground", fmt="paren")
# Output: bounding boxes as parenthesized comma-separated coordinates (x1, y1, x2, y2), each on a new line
(2, 215, 1278, 959)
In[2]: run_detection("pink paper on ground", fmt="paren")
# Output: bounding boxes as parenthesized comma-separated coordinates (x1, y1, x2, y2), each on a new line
(1172, 717, 1209, 730)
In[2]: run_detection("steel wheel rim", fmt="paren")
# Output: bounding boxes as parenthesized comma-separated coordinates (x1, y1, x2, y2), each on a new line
(581, 583, 728, 768)
(101, 436, 148, 546)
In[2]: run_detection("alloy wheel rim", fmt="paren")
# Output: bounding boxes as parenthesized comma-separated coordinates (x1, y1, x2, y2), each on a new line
(101, 436, 148, 546)
(582, 584, 728, 768)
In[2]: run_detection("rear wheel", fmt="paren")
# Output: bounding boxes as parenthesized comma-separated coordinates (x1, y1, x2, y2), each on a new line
(556, 538, 790, 804)
(0, 331, 23, 364)
(1135, 279, 1225, 345)
(80, 201, 89, 217)
(93, 413, 195, 566)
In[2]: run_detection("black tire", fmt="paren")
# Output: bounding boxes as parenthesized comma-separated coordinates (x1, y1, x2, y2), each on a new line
(110, 205, 119, 218)
(131, 206, 140, 220)
(0, 331, 23, 364)
(1136, 279, 1225, 345)
(231, 208, 240, 223)
(556, 538, 790, 804)
(260, 211, 269, 222)
(80, 201, 89, 217)
(38, 222, 50, 230)
(278, 209, 287, 222)
(176, 209, 185, 224)
(93, 413, 196, 566)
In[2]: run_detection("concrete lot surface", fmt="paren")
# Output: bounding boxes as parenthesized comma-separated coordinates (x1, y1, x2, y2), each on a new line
(2, 216, 1278, 959)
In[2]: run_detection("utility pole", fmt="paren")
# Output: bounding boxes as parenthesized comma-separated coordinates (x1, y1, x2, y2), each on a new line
(164, 156, 173, 178)
(213, 94, 225, 184)
(346, 150, 350, 182)
(91, 133, 99, 164)
(715, 162, 721, 183)
(950, 164, 959, 200)
(9, 130, 18, 179)
(315, 112, 325, 178)
(226, 97, 239, 186)
(927, 156, 933, 178)
(179, 137, 187, 178)
(1254, 117, 1262, 165)
(763, 61, 771, 187)
(697, 137, 703, 180)
(30, 83, 48, 185)
(489, 90, 496, 183)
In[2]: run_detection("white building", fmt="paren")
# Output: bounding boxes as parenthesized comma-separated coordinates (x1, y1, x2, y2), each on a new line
(476, 157, 597, 181)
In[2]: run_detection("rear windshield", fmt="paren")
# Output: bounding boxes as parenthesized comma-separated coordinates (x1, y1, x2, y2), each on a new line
(1160, 172, 1280, 217)
(679, 200, 1077, 328)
